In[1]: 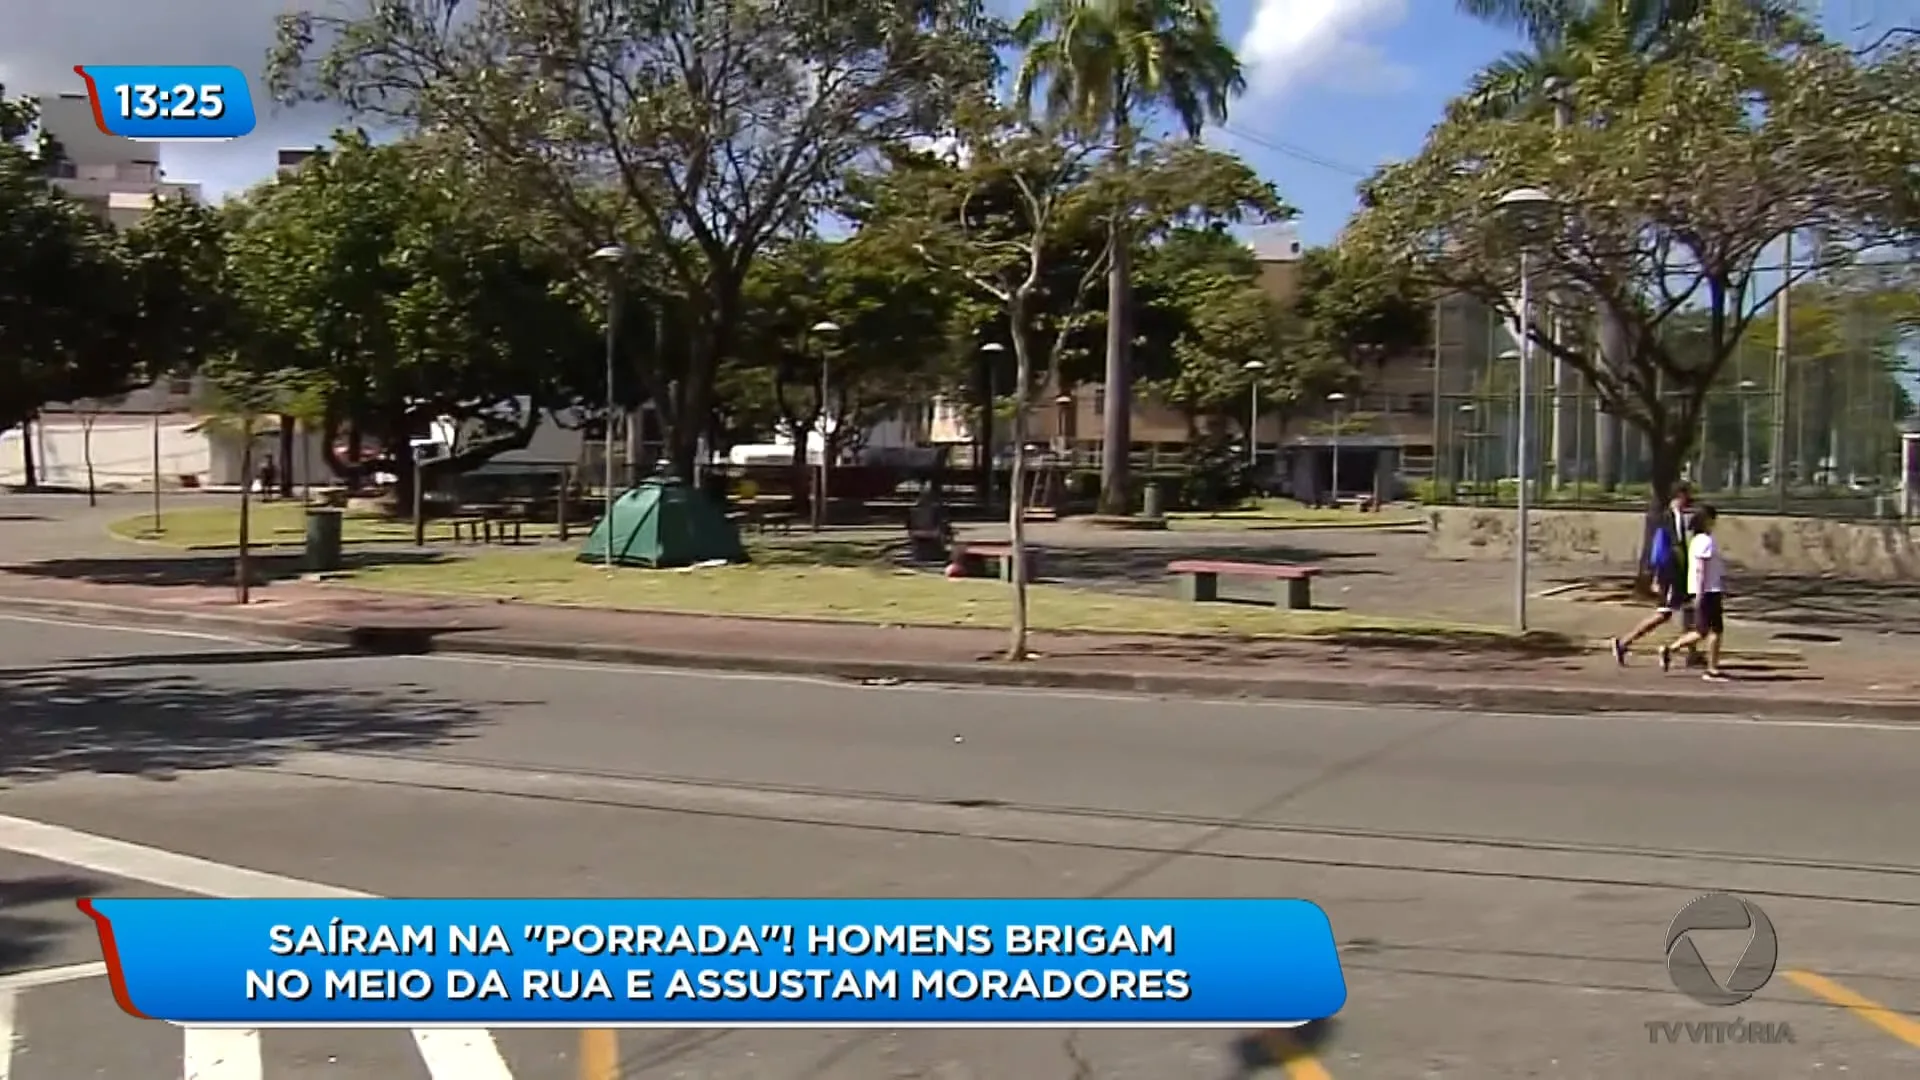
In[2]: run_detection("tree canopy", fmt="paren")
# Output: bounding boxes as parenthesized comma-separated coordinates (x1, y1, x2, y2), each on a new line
(1347, 3, 1920, 497)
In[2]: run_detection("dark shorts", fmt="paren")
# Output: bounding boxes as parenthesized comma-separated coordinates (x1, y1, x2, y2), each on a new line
(1695, 592, 1725, 635)
(1656, 576, 1691, 614)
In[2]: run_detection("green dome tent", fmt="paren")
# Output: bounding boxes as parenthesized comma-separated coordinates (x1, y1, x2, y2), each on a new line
(577, 475, 749, 568)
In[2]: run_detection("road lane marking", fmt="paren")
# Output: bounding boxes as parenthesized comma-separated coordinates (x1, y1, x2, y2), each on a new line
(0, 962, 108, 993)
(183, 1027, 261, 1079)
(0, 611, 290, 647)
(0, 813, 516, 1077)
(1258, 1031, 1333, 1080)
(0, 988, 14, 1080)
(1782, 970, 1920, 1049)
(0, 813, 365, 899)
(578, 1029, 619, 1080)
(414, 1029, 516, 1080)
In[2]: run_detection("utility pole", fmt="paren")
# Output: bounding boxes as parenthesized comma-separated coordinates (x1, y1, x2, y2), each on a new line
(1770, 232, 1792, 511)
(1549, 83, 1572, 491)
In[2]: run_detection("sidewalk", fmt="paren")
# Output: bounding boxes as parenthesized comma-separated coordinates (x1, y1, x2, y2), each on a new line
(2, 568, 1915, 722)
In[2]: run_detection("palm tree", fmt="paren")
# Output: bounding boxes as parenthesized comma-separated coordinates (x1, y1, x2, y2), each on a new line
(1454, 0, 1805, 121)
(1012, 0, 1244, 516)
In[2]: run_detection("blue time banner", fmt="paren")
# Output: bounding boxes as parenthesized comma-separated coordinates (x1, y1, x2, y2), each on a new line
(73, 65, 257, 141)
(81, 898, 1347, 1026)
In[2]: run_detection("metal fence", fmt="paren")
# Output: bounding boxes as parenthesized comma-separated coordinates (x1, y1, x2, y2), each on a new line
(1426, 299, 1919, 520)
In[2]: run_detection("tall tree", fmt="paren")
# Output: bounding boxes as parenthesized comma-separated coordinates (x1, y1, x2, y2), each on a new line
(271, 0, 999, 480)
(1350, 5, 1919, 556)
(0, 89, 146, 483)
(1012, 0, 1245, 515)
(1453, 0, 1810, 489)
(225, 135, 599, 505)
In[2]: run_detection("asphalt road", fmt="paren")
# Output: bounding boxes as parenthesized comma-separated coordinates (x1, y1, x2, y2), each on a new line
(0, 612, 1917, 1078)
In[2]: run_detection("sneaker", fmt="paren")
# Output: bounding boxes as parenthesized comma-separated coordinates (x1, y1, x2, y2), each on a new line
(1658, 645, 1673, 673)
(1610, 638, 1627, 666)
(1702, 670, 1732, 682)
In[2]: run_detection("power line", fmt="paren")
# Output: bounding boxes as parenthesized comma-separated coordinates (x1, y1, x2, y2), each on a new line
(1216, 125, 1371, 177)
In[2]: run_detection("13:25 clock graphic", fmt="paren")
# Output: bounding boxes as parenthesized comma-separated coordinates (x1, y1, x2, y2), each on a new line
(73, 65, 258, 141)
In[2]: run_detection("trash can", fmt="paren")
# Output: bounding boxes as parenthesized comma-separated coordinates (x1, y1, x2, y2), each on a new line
(1142, 482, 1165, 520)
(305, 507, 344, 572)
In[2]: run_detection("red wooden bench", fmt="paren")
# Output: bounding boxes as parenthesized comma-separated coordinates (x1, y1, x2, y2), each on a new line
(1166, 559, 1321, 610)
(951, 542, 1041, 581)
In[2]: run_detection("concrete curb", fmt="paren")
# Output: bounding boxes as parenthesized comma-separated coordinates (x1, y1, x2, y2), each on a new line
(1, 593, 1912, 723)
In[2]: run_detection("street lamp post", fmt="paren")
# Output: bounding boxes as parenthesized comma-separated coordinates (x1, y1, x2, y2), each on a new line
(809, 320, 841, 531)
(1496, 185, 1555, 633)
(589, 244, 627, 569)
(979, 342, 1005, 503)
(1244, 360, 1265, 467)
(1458, 403, 1476, 488)
(1737, 378, 1758, 490)
(1326, 391, 1348, 504)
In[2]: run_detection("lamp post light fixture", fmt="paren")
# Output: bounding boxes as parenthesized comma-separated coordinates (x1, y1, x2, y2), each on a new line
(589, 243, 627, 569)
(1494, 185, 1556, 632)
(808, 320, 841, 531)
(1244, 360, 1266, 467)
(1326, 391, 1349, 504)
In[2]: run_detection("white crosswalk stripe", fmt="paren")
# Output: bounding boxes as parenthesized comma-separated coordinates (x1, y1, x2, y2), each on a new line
(0, 966, 554, 1079)
(182, 1028, 261, 1080)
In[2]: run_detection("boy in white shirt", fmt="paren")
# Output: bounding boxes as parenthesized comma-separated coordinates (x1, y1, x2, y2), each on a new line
(1660, 505, 1728, 681)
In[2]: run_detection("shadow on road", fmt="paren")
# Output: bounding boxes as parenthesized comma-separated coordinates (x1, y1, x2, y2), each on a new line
(3, 550, 452, 589)
(0, 514, 50, 522)
(1229, 1020, 1341, 1077)
(0, 654, 487, 781)
(0, 874, 110, 974)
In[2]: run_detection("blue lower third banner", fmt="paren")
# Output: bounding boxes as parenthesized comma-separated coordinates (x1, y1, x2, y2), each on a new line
(79, 898, 1346, 1027)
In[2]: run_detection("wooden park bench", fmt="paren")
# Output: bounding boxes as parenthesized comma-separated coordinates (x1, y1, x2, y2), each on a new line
(951, 542, 1042, 581)
(1166, 559, 1321, 610)
(448, 510, 524, 545)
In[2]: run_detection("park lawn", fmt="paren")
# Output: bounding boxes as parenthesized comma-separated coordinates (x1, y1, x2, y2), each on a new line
(111, 503, 564, 549)
(336, 548, 1547, 648)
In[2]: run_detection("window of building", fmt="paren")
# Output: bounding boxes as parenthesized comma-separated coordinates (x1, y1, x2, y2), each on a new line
(1092, 389, 1105, 415)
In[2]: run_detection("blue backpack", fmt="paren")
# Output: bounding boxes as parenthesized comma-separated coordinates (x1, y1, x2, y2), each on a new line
(1648, 524, 1673, 570)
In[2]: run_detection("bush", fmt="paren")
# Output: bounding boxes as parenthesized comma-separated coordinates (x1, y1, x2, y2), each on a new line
(1175, 435, 1252, 511)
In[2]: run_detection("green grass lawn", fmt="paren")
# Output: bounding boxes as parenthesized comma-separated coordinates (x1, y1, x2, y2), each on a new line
(111, 503, 566, 549)
(336, 547, 1567, 651)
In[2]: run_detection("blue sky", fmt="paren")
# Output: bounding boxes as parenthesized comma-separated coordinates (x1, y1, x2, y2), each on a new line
(8, 0, 1915, 248)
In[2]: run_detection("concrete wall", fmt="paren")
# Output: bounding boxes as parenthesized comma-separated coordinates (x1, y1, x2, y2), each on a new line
(1427, 505, 1920, 580)
(1, 416, 332, 490)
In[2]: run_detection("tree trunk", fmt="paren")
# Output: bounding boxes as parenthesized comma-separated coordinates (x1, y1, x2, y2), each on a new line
(236, 431, 254, 605)
(1634, 432, 1685, 596)
(82, 417, 97, 506)
(973, 351, 994, 511)
(391, 439, 418, 518)
(1097, 219, 1133, 516)
(277, 416, 296, 497)
(790, 419, 812, 513)
(19, 415, 37, 489)
(1595, 309, 1627, 491)
(1006, 303, 1033, 663)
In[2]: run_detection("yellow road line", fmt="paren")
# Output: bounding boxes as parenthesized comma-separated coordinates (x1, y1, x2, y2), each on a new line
(1260, 1030, 1335, 1079)
(578, 1028, 619, 1080)
(1782, 970, 1920, 1049)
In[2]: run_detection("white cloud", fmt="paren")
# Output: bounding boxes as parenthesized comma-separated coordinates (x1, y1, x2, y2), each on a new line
(0, 0, 346, 197)
(1238, 0, 1414, 103)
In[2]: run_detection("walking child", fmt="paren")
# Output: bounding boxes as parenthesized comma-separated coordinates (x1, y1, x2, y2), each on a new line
(1660, 505, 1729, 682)
(1611, 484, 1699, 665)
